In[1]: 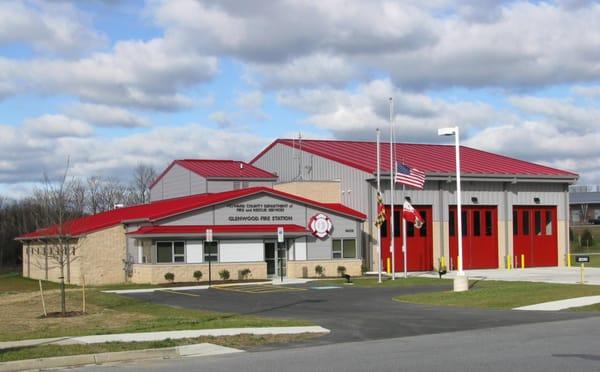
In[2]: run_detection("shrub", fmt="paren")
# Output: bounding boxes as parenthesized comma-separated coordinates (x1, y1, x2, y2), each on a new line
(337, 266, 347, 277)
(315, 265, 324, 277)
(219, 269, 230, 280)
(582, 229, 594, 248)
(193, 270, 203, 283)
(238, 268, 252, 280)
(164, 272, 175, 283)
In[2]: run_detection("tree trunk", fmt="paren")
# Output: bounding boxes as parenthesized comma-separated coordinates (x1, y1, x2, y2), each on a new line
(60, 248, 66, 314)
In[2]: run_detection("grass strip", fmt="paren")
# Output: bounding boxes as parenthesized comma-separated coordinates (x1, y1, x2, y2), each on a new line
(0, 333, 323, 362)
(395, 280, 600, 309)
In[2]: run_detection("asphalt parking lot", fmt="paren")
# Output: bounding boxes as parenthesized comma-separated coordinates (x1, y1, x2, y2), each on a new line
(125, 281, 598, 347)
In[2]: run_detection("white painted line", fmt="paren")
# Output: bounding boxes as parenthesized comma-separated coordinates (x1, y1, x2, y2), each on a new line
(514, 295, 600, 311)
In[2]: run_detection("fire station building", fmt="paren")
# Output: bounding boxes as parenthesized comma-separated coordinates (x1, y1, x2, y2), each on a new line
(18, 139, 577, 285)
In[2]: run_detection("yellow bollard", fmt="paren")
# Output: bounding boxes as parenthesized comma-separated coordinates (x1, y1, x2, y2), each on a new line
(457, 256, 461, 272)
(387, 257, 391, 274)
(441, 256, 446, 270)
(506, 255, 511, 270)
(521, 254, 525, 269)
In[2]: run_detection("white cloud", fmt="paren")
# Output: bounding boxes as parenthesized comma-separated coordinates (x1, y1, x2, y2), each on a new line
(23, 114, 93, 138)
(67, 103, 149, 128)
(508, 96, 600, 132)
(0, 37, 218, 110)
(209, 111, 233, 128)
(0, 120, 270, 187)
(278, 79, 508, 141)
(0, 0, 106, 56)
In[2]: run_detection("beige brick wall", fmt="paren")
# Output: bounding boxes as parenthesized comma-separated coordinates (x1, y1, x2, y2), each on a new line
(274, 181, 341, 203)
(287, 259, 362, 278)
(22, 240, 82, 284)
(131, 262, 268, 284)
(78, 225, 127, 286)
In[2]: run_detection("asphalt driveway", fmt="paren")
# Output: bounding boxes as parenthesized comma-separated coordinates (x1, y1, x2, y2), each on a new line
(126, 282, 597, 346)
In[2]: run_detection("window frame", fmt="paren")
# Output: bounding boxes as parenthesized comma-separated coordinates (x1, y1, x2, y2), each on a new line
(155, 241, 187, 264)
(332, 238, 357, 259)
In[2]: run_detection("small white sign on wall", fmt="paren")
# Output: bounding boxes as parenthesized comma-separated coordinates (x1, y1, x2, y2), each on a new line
(206, 228, 213, 242)
(277, 227, 284, 243)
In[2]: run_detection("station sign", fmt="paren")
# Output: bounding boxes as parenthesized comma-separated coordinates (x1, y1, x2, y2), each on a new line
(575, 256, 590, 263)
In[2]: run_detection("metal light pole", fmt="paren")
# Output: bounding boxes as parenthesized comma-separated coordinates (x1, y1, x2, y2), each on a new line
(438, 126, 469, 292)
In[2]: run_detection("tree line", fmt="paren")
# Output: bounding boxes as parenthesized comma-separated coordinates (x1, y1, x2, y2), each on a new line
(0, 164, 157, 270)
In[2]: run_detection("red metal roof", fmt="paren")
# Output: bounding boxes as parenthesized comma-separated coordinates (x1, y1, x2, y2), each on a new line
(128, 224, 309, 235)
(151, 159, 277, 188)
(17, 187, 365, 239)
(250, 139, 577, 177)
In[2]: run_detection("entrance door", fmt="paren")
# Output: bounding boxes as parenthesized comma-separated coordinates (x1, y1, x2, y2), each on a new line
(513, 206, 557, 267)
(264, 241, 287, 277)
(380, 205, 433, 272)
(449, 206, 498, 270)
(265, 242, 276, 276)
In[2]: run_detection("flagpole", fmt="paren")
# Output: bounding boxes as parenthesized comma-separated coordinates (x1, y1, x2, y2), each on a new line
(402, 184, 407, 278)
(389, 97, 395, 280)
(376, 128, 382, 284)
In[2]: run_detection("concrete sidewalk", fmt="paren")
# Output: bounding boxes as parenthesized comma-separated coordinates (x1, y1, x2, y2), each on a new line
(514, 295, 600, 311)
(0, 326, 330, 351)
(421, 267, 600, 285)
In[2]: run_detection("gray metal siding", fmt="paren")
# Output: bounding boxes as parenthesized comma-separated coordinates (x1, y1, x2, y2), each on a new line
(207, 180, 235, 193)
(253, 143, 372, 214)
(306, 236, 332, 260)
(150, 164, 207, 201)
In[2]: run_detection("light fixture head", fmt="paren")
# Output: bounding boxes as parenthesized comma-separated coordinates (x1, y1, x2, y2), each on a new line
(438, 127, 457, 136)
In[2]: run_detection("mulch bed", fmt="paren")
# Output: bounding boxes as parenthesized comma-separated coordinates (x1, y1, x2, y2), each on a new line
(41, 311, 86, 318)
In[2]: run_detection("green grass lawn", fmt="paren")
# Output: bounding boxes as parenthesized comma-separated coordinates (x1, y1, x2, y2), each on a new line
(0, 272, 66, 293)
(311, 276, 449, 288)
(0, 274, 311, 342)
(395, 280, 600, 310)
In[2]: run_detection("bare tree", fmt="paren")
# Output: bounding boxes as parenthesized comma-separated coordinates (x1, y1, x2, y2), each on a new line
(40, 160, 76, 314)
(129, 164, 156, 204)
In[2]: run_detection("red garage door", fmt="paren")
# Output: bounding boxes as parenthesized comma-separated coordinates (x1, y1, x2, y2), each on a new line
(381, 205, 433, 272)
(513, 207, 557, 267)
(449, 206, 498, 270)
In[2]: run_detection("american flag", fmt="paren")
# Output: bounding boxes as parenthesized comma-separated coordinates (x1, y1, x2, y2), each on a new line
(395, 163, 426, 189)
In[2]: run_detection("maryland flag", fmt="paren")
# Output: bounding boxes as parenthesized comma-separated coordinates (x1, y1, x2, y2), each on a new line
(375, 191, 386, 229)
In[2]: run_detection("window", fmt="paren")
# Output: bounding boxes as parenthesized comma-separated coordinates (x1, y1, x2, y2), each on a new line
(522, 211, 530, 235)
(242, 181, 249, 189)
(449, 210, 456, 237)
(203, 242, 218, 262)
(332, 240, 342, 259)
(343, 240, 356, 258)
(233, 181, 240, 190)
(156, 241, 186, 263)
(156, 242, 173, 263)
(406, 219, 415, 237)
(473, 211, 481, 236)
(485, 211, 493, 236)
(174, 241, 185, 262)
(545, 211, 553, 235)
(419, 211, 427, 237)
(462, 211, 468, 237)
(333, 239, 357, 259)
(394, 211, 401, 237)
(513, 210, 518, 235)
(380, 216, 388, 237)
(535, 211, 542, 236)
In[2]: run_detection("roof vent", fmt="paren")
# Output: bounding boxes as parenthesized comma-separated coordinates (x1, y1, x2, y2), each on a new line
(113, 203, 124, 210)
(240, 162, 244, 169)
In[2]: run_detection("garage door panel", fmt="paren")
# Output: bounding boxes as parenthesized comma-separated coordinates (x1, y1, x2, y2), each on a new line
(449, 206, 498, 270)
(513, 206, 557, 267)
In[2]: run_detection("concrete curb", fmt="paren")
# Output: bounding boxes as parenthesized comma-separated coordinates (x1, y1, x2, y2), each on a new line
(0, 326, 330, 350)
(102, 280, 271, 294)
(0, 343, 243, 372)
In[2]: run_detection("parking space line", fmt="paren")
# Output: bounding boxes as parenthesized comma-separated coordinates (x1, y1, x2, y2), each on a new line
(160, 289, 201, 297)
(214, 285, 307, 294)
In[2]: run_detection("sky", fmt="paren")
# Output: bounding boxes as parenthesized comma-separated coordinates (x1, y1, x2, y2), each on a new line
(0, 0, 599, 198)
